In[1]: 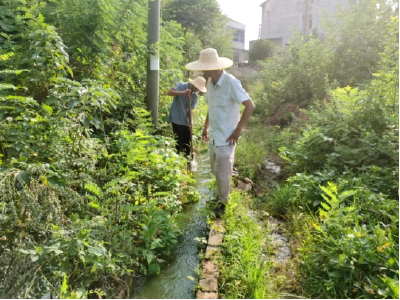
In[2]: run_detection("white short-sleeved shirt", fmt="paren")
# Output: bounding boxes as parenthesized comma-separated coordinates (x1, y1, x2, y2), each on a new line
(205, 70, 250, 146)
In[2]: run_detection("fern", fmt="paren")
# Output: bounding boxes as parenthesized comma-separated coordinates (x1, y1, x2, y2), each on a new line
(0, 52, 14, 61)
(0, 69, 28, 75)
(0, 83, 17, 90)
(84, 181, 102, 197)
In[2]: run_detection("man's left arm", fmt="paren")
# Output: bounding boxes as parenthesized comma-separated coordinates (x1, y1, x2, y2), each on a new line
(226, 99, 255, 145)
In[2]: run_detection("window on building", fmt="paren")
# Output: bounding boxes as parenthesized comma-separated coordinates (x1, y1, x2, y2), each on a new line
(233, 29, 245, 43)
(233, 52, 239, 62)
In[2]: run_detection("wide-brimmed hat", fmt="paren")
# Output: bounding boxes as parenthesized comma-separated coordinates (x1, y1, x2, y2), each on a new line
(185, 48, 233, 71)
(189, 76, 207, 93)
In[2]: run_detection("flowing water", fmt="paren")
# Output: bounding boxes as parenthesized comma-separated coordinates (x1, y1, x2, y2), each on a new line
(132, 152, 211, 299)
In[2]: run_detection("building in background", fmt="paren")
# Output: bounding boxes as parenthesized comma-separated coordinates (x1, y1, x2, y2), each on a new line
(258, 0, 349, 47)
(227, 19, 249, 65)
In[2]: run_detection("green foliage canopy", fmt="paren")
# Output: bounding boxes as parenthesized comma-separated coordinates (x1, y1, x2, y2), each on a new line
(162, 0, 233, 59)
(248, 39, 275, 63)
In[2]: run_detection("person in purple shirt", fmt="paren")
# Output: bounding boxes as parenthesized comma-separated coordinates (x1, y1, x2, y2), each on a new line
(167, 76, 207, 158)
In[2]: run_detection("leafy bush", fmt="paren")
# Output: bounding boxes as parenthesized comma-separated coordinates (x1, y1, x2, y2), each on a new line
(251, 0, 397, 125)
(234, 121, 295, 179)
(325, 0, 397, 86)
(300, 182, 398, 299)
(253, 36, 331, 123)
(279, 86, 398, 199)
(0, 0, 202, 298)
(249, 39, 275, 65)
(280, 16, 399, 197)
(253, 15, 399, 300)
(162, 0, 233, 58)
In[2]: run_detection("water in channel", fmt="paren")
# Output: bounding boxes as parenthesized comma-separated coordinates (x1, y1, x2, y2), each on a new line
(132, 151, 211, 299)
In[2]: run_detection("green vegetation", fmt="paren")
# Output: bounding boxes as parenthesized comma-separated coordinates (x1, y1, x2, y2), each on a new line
(0, 0, 225, 298)
(253, 0, 396, 126)
(0, 0, 398, 298)
(229, 1, 399, 299)
(162, 0, 233, 58)
(248, 39, 275, 65)
(219, 191, 278, 299)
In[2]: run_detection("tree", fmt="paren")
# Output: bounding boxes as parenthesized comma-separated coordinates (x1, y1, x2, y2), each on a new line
(324, 0, 398, 86)
(248, 39, 275, 64)
(162, 0, 223, 42)
(162, 0, 233, 58)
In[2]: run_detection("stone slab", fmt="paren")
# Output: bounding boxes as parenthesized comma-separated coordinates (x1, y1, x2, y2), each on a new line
(196, 292, 218, 299)
(204, 245, 219, 259)
(197, 219, 226, 299)
(210, 219, 225, 234)
(198, 274, 218, 292)
(202, 260, 218, 275)
(208, 232, 223, 247)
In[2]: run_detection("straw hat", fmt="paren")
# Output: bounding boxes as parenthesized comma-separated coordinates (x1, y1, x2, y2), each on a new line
(189, 76, 207, 93)
(185, 48, 233, 71)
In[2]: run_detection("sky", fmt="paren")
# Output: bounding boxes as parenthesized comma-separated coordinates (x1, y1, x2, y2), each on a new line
(217, 0, 263, 50)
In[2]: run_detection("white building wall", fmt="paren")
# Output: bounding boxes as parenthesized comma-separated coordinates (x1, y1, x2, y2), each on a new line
(259, 0, 349, 47)
(227, 19, 246, 50)
(311, 0, 349, 39)
(260, 0, 304, 47)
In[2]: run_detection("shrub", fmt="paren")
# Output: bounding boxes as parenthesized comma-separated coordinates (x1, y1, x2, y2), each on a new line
(0, 0, 202, 297)
(249, 39, 275, 65)
(300, 182, 398, 299)
(253, 36, 331, 122)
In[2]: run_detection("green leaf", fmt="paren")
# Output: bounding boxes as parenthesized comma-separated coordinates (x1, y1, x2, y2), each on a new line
(0, 83, 17, 90)
(339, 190, 357, 200)
(41, 104, 53, 114)
(87, 246, 105, 257)
(18, 249, 35, 255)
(15, 171, 30, 190)
(0, 52, 14, 61)
(60, 274, 68, 295)
(91, 116, 104, 129)
(46, 96, 58, 105)
(146, 252, 155, 265)
(148, 263, 160, 275)
(91, 261, 98, 273)
(150, 239, 164, 250)
(47, 175, 66, 187)
(321, 202, 331, 211)
(83, 116, 91, 127)
(67, 99, 79, 110)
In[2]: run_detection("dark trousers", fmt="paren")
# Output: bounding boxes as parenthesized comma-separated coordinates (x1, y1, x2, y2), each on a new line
(172, 122, 191, 158)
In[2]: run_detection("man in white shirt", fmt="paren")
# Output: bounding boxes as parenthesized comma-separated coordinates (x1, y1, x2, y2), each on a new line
(186, 48, 255, 217)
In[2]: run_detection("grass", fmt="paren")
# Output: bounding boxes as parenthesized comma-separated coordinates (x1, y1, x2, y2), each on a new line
(219, 188, 311, 299)
(235, 121, 295, 179)
(219, 191, 279, 299)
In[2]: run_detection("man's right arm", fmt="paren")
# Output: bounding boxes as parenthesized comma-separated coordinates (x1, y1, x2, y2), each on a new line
(167, 88, 191, 96)
(202, 111, 209, 142)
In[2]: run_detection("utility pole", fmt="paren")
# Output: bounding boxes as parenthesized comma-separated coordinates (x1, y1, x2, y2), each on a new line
(146, 0, 160, 126)
(302, 0, 309, 42)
